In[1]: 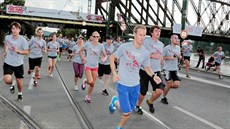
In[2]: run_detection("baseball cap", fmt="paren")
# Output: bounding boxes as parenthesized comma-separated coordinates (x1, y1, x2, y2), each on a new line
(106, 35, 113, 40)
(78, 35, 84, 39)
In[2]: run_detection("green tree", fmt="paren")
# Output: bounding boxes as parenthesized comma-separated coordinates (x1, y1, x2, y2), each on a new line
(0, 0, 25, 10)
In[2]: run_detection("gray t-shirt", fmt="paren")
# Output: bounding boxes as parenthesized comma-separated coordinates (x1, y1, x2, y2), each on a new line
(183, 44, 193, 57)
(100, 42, 114, 65)
(56, 38, 64, 47)
(143, 38, 164, 72)
(115, 42, 150, 87)
(68, 41, 76, 51)
(162, 44, 181, 71)
(113, 41, 122, 52)
(73, 44, 85, 64)
(47, 41, 59, 57)
(4, 35, 29, 66)
(84, 42, 105, 68)
(213, 51, 225, 64)
(28, 37, 46, 58)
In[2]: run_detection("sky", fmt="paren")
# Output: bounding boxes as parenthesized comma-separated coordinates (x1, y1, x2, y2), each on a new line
(0, 0, 95, 13)
(25, 0, 95, 13)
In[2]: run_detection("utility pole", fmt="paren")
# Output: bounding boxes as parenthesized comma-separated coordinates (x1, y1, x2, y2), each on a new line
(181, 0, 188, 32)
(181, 0, 188, 41)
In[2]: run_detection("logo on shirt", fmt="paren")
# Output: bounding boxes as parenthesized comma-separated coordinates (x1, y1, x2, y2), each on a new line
(34, 41, 42, 49)
(125, 50, 140, 69)
(149, 44, 162, 55)
(89, 48, 99, 56)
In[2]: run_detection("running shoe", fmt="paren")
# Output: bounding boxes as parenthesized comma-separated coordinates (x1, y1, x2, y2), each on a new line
(146, 99, 155, 113)
(116, 126, 123, 129)
(136, 106, 143, 115)
(10, 86, 15, 94)
(186, 74, 190, 78)
(85, 95, 91, 103)
(219, 75, 224, 79)
(33, 81, 38, 87)
(109, 96, 118, 114)
(74, 85, 79, 91)
(49, 73, 53, 78)
(102, 89, 109, 96)
(27, 70, 31, 75)
(81, 78, 87, 90)
(161, 97, 169, 104)
(17, 94, 23, 102)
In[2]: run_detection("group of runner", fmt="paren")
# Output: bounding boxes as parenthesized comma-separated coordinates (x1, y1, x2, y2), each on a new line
(2, 22, 225, 129)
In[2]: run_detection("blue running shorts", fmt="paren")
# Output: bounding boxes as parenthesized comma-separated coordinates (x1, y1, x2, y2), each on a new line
(117, 83, 140, 113)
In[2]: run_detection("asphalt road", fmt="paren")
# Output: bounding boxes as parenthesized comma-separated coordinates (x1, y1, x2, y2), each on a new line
(0, 54, 229, 129)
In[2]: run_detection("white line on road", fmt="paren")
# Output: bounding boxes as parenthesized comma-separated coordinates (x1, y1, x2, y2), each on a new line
(97, 79, 170, 129)
(179, 73, 230, 89)
(19, 106, 31, 129)
(28, 72, 35, 90)
(173, 106, 223, 129)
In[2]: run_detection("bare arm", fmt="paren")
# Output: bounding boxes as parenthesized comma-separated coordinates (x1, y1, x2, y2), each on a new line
(110, 54, 119, 82)
(2, 44, 7, 58)
(79, 47, 85, 61)
(144, 66, 161, 84)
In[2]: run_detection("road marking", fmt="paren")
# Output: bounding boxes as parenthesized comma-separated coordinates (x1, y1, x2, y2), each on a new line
(179, 73, 230, 89)
(174, 106, 223, 129)
(142, 110, 171, 129)
(19, 106, 31, 129)
(97, 79, 170, 129)
(28, 72, 35, 90)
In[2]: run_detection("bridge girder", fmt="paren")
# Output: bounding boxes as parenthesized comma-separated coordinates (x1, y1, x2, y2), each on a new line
(95, 0, 230, 43)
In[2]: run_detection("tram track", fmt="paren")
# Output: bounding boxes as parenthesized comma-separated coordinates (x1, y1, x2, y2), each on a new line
(56, 65, 94, 129)
(0, 94, 43, 129)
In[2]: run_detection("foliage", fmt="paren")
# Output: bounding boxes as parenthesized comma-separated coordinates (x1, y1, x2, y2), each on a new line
(58, 29, 81, 39)
(0, 0, 25, 10)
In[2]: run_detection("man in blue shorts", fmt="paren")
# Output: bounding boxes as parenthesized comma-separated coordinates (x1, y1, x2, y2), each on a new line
(109, 25, 162, 129)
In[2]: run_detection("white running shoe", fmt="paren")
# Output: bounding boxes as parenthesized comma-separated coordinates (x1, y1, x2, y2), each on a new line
(74, 85, 79, 91)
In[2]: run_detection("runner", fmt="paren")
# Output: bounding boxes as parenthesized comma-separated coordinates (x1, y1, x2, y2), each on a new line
(56, 34, 64, 61)
(47, 33, 59, 77)
(28, 28, 46, 87)
(136, 25, 165, 114)
(67, 36, 76, 61)
(109, 25, 161, 129)
(212, 46, 225, 79)
(79, 31, 107, 103)
(2, 22, 29, 101)
(161, 34, 182, 104)
(98, 35, 114, 96)
(71, 35, 85, 91)
(182, 40, 193, 78)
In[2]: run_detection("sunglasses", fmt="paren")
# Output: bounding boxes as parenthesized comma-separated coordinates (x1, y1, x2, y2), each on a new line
(93, 36, 99, 38)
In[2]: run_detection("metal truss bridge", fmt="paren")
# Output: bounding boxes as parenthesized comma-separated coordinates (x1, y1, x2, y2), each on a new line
(95, 0, 230, 43)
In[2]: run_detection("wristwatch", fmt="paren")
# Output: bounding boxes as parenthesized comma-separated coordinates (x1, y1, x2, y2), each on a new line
(151, 73, 155, 78)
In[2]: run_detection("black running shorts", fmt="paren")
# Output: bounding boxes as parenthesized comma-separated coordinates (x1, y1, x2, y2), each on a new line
(3, 63, 24, 78)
